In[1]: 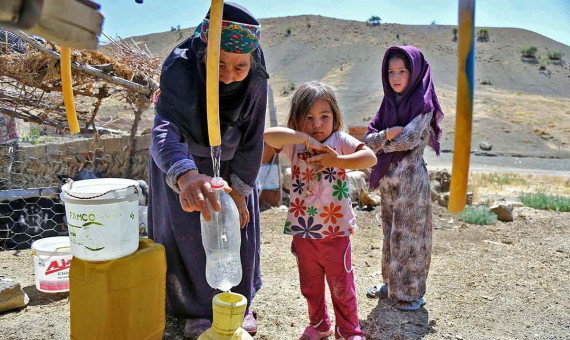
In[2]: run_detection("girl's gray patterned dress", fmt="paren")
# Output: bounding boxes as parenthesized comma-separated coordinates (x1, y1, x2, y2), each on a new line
(365, 111, 433, 302)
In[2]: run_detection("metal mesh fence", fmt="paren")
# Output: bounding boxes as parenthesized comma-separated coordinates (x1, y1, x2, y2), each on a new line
(0, 129, 151, 250)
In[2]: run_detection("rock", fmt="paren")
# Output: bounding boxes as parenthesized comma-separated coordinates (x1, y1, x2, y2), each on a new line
(0, 277, 29, 313)
(282, 167, 292, 192)
(430, 169, 451, 193)
(359, 188, 379, 206)
(431, 187, 440, 202)
(497, 199, 523, 208)
(346, 170, 367, 203)
(479, 141, 492, 151)
(466, 192, 473, 206)
(490, 203, 514, 222)
(438, 193, 449, 208)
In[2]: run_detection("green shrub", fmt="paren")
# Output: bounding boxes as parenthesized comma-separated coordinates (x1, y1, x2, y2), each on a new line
(480, 80, 492, 85)
(477, 29, 489, 42)
(547, 51, 565, 60)
(460, 205, 497, 225)
(452, 27, 458, 40)
(282, 80, 295, 95)
(285, 27, 292, 36)
(368, 15, 381, 22)
(519, 192, 570, 212)
(23, 126, 41, 145)
(521, 46, 538, 58)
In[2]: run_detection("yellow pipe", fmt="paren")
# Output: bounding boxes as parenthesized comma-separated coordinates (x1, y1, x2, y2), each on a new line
(60, 46, 80, 134)
(206, 0, 224, 147)
(449, 0, 476, 213)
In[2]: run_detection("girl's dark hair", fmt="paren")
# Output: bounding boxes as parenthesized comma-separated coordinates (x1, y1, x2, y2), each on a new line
(387, 49, 411, 71)
(285, 81, 344, 132)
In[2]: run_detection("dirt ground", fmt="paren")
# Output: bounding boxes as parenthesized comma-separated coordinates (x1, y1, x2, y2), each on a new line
(1, 198, 569, 340)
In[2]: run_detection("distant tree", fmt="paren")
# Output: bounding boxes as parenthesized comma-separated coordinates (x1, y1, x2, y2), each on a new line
(431, 20, 437, 25)
(548, 50, 565, 60)
(520, 46, 538, 58)
(477, 29, 489, 42)
(285, 27, 292, 36)
(452, 27, 458, 41)
(366, 16, 381, 26)
(177, 25, 180, 31)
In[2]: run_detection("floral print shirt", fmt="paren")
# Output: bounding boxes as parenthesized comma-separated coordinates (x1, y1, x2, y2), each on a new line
(281, 131, 363, 239)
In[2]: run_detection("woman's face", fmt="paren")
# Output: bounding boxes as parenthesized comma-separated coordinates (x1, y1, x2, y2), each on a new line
(219, 50, 251, 84)
(387, 57, 410, 94)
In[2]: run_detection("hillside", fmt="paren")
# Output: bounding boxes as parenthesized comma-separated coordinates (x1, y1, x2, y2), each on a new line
(125, 15, 570, 159)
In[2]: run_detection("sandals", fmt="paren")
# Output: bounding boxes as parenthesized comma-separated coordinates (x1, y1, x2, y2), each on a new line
(242, 310, 257, 336)
(394, 296, 426, 311)
(366, 284, 388, 299)
(298, 325, 334, 340)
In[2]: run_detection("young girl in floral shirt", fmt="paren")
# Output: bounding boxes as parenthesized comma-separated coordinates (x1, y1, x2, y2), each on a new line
(264, 81, 376, 340)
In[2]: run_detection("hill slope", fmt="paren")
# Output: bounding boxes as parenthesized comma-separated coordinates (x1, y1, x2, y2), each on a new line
(127, 15, 570, 158)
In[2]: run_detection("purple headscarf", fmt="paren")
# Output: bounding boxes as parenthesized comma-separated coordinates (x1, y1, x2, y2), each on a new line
(368, 46, 444, 189)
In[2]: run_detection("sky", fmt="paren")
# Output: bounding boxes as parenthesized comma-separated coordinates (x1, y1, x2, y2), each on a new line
(98, 0, 570, 46)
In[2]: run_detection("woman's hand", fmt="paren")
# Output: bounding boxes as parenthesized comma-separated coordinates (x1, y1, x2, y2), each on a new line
(387, 126, 404, 141)
(307, 144, 339, 170)
(177, 170, 230, 221)
(229, 189, 250, 228)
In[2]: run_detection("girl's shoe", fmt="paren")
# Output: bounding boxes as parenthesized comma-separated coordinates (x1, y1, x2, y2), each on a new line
(242, 310, 257, 336)
(366, 284, 388, 298)
(345, 336, 367, 340)
(394, 296, 426, 311)
(298, 325, 334, 340)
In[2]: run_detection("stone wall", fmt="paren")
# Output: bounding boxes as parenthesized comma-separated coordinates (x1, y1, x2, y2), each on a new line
(0, 134, 150, 190)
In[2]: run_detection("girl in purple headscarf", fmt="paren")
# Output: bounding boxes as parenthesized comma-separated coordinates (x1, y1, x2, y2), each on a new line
(364, 46, 444, 311)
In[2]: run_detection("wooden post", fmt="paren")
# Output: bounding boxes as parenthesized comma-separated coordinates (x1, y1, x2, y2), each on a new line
(448, 0, 475, 213)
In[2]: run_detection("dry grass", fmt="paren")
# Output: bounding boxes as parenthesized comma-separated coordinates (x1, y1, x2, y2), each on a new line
(469, 172, 570, 202)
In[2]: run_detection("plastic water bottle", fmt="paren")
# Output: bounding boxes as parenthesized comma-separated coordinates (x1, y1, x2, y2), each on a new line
(200, 177, 242, 291)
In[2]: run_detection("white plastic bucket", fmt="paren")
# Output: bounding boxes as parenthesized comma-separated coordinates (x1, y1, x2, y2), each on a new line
(60, 178, 140, 261)
(31, 236, 72, 293)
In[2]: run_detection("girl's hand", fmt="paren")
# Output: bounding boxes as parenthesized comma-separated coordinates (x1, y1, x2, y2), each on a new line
(307, 144, 339, 169)
(387, 126, 404, 141)
(177, 170, 231, 221)
(229, 190, 250, 228)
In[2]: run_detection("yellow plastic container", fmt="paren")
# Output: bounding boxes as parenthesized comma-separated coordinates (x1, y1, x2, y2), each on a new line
(198, 292, 253, 340)
(69, 238, 166, 340)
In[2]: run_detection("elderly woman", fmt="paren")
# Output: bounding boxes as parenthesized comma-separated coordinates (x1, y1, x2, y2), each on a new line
(148, 3, 268, 338)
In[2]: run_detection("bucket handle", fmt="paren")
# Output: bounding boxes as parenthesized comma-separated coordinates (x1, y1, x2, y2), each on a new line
(32, 245, 71, 256)
(63, 179, 139, 200)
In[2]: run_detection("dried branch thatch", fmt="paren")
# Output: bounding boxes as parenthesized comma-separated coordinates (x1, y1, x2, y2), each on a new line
(0, 28, 160, 135)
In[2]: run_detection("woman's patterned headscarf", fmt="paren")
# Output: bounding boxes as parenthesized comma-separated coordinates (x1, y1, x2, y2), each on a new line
(197, 19, 261, 54)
